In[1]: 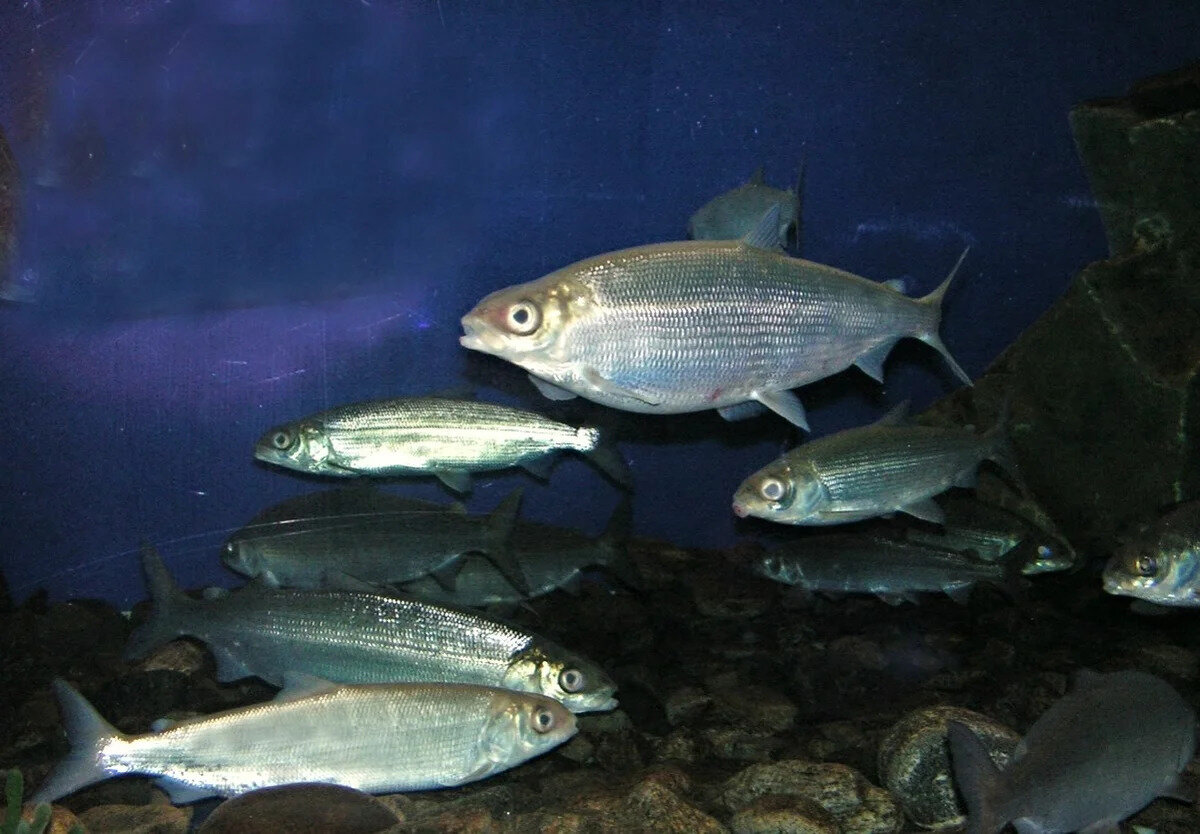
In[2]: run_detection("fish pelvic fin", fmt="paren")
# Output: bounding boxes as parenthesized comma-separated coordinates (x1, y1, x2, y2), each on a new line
(580, 428, 632, 489)
(947, 720, 1007, 834)
(916, 247, 973, 387)
(32, 680, 124, 804)
(124, 543, 198, 661)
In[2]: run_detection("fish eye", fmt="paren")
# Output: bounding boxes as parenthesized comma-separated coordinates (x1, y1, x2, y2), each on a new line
(1037, 544, 1053, 559)
(271, 430, 293, 450)
(559, 668, 585, 693)
(1135, 555, 1159, 576)
(759, 478, 786, 503)
(506, 300, 542, 335)
(532, 706, 557, 734)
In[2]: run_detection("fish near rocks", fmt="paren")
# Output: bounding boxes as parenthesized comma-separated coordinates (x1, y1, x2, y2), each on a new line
(461, 206, 971, 432)
(948, 669, 1196, 834)
(1103, 500, 1200, 608)
(688, 163, 804, 250)
(33, 677, 576, 804)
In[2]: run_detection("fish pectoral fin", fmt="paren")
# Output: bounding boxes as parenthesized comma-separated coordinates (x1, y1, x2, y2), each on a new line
(741, 204, 785, 250)
(154, 777, 215, 804)
(750, 389, 810, 431)
(1073, 822, 1121, 834)
(900, 498, 946, 525)
(1012, 819, 1054, 834)
(717, 401, 768, 421)
(445, 760, 500, 787)
(276, 672, 342, 702)
(854, 339, 899, 383)
(875, 592, 917, 606)
(580, 366, 660, 406)
(435, 469, 473, 495)
(528, 374, 578, 401)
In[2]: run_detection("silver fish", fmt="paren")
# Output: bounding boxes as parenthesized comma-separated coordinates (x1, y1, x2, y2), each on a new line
(460, 206, 971, 431)
(401, 500, 636, 607)
(129, 546, 618, 714)
(688, 163, 804, 251)
(754, 534, 1014, 604)
(1103, 501, 1200, 608)
(33, 676, 576, 804)
(222, 487, 528, 595)
(732, 403, 1012, 525)
(255, 396, 630, 494)
(904, 494, 1076, 576)
(948, 670, 1196, 834)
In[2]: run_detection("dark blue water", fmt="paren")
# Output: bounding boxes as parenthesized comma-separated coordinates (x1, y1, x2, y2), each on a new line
(0, 0, 1193, 606)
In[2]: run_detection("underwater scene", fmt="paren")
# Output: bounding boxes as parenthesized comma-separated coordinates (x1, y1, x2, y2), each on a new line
(2, 1, 1200, 832)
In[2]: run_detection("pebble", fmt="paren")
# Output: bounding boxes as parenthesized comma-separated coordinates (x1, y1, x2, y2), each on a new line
(729, 795, 840, 834)
(78, 803, 192, 833)
(196, 783, 400, 833)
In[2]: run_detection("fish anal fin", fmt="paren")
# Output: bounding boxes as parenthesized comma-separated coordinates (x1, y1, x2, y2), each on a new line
(431, 559, 465, 593)
(435, 469, 473, 495)
(210, 645, 255, 684)
(854, 340, 898, 384)
(154, 776, 216, 804)
(717, 401, 767, 421)
(520, 455, 555, 481)
(276, 672, 341, 702)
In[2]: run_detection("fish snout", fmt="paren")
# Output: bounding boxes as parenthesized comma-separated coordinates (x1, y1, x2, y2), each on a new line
(732, 501, 749, 518)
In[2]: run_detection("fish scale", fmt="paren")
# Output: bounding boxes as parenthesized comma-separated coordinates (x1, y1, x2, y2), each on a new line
(461, 217, 967, 428)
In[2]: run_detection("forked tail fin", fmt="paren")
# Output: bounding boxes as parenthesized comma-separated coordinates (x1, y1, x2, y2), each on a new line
(31, 680, 124, 804)
(124, 543, 197, 660)
(917, 247, 973, 386)
(946, 720, 1007, 834)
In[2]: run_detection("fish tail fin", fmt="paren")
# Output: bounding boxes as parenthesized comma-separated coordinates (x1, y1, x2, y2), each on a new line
(916, 247, 973, 387)
(598, 498, 641, 590)
(579, 427, 632, 489)
(483, 489, 530, 595)
(124, 543, 195, 660)
(946, 720, 1007, 834)
(32, 680, 124, 804)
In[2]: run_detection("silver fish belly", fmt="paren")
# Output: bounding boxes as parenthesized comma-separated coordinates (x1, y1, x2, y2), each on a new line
(129, 546, 619, 714)
(461, 216, 969, 430)
(33, 679, 576, 803)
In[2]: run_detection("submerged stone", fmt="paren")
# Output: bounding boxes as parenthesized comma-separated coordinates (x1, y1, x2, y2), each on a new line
(877, 705, 1019, 830)
(197, 783, 400, 833)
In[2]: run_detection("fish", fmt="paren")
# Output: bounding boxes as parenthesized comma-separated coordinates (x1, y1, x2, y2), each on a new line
(688, 163, 804, 251)
(33, 675, 576, 804)
(400, 499, 637, 607)
(221, 487, 529, 596)
(731, 402, 1013, 526)
(460, 206, 971, 432)
(1102, 501, 1200, 607)
(254, 396, 630, 494)
(904, 494, 1076, 576)
(948, 669, 1196, 834)
(753, 534, 1017, 604)
(129, 545, 619, 714)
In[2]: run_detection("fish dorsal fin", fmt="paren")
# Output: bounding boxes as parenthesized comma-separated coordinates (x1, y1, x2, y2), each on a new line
(883, 278, 907, 294)
(742, 205, 784, 251)
(276, 672, 341, 702)
(151, 717, 177, 733)
(748, 165, 765, 185)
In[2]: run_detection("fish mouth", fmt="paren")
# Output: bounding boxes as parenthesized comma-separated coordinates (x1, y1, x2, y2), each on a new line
(732, 501, 749, 518)
(459, 315, 491, 353)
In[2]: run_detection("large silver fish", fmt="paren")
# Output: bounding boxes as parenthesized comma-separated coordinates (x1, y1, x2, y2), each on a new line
(754, 534, 1015, 604)
(255, 396, 630, 494)
(221, 487, 526, 594)
(948, 670, 1196, 834)
(732, 404, 1012, 525)
(401, 500, 636, 607)
(688, 163, 804, 251)
(460, 207, 970, 431)
(1103, 501, 1200, 608)
(33, 676, 576, 804)
(128, 546, 618, 714)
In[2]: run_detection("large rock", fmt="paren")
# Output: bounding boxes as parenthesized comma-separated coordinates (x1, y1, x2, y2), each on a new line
(923, 63, 1200, 551)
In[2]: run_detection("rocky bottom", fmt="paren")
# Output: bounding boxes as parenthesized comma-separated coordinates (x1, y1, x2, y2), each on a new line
(1, 538, 1198, 833)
